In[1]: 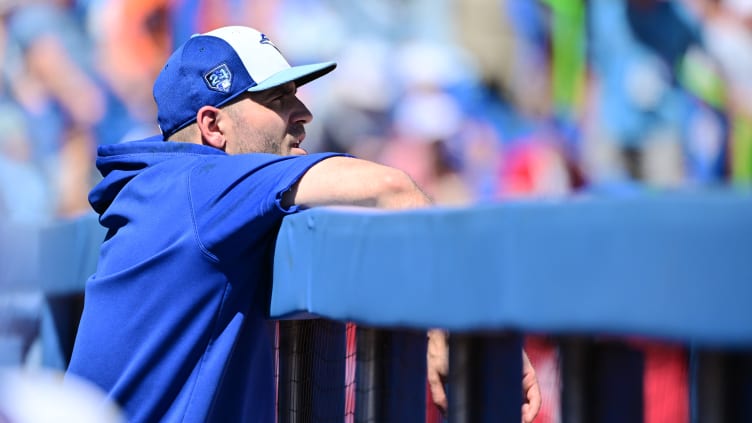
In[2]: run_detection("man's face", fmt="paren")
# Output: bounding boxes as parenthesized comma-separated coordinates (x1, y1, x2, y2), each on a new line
(223, 82, 312, 156)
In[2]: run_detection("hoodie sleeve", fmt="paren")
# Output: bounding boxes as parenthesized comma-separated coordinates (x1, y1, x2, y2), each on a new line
(188, 152, 348, 261)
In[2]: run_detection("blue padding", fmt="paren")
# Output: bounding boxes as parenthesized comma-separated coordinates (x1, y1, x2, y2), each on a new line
(0, 222, 40, 292)
(39, 213, 105, 295)
(271, 190, 752, 347)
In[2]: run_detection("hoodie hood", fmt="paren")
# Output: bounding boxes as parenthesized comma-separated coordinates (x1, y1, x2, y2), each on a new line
(89, 136, 226, 215)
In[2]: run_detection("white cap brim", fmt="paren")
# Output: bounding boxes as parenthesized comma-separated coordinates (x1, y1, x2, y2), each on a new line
(247, 61, 337, 92)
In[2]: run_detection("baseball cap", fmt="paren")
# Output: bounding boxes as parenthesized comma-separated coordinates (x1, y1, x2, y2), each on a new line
(153, 26, 336, 139)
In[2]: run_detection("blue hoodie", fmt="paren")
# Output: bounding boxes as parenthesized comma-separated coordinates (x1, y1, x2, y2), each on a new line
(67, 136, 344, 422)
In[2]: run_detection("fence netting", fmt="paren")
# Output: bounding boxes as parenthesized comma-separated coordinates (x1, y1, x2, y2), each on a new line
(275, 320, 428, 423)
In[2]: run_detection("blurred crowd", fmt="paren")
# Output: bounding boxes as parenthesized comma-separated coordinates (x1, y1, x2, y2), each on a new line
(1, 0, 751, 224)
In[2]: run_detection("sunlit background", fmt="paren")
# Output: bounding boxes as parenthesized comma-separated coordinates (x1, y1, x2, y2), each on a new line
(2, 0, 750, 221)
(1, 0, 750, 421)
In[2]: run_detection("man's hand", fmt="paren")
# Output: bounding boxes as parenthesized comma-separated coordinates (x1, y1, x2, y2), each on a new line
(427, 329, 449, 414)
(522, 350, 541, 423)
(426, 330, 542, 422)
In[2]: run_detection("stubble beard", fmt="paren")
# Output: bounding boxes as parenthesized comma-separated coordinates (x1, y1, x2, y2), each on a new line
(226, 106, 284, 155)
(257, 133, 283, 155)
(235, 127, 283, 156)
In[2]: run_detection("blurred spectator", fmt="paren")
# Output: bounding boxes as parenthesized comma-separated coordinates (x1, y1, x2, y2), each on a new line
(382, 88, 474, 206)
(584, 0, 688, 188)
(0, 101, 53, 224)
(86, 0, 169, 135)
(0, 101, 50, 370)
(628, 0, 729, 186)
(2, 0, 105, 216)
(626, 0, 701, 85)
(454, 0, 529, 117)
(684, 0, 752, 183)
(317, 38, 394, 156)
(503, 0, 555, 119)
(498, 128, 572, 199)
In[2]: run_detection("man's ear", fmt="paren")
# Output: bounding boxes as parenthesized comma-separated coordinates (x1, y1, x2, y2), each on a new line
(196, 106, 226, 150)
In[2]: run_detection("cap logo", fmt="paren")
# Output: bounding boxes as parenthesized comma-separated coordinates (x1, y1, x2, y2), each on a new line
(260, 33, 281, 53)
(204, 63, 232, 93)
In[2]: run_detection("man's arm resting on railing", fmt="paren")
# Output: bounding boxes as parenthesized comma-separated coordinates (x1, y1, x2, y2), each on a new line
(281, 156, 432, 209)
(283, 156, 539, 420)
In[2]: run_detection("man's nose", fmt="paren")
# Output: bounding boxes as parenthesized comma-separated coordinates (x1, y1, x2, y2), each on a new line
(291, 96, 313, 124)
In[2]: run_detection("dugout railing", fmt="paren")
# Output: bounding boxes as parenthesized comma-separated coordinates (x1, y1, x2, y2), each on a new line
(2, 189, 751, 422)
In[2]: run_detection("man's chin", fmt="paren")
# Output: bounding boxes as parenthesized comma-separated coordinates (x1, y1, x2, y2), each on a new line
(290, 147, 308, 156)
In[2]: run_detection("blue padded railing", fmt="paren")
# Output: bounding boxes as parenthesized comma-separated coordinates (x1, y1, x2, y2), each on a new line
(1, 213, 104, 369)
(271, 191, 752, 345)
(4, 189, 752, 422)
(269, 189, 752, 422)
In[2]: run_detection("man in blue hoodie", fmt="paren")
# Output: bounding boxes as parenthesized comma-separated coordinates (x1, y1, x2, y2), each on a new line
(66, 25, 540, 422)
